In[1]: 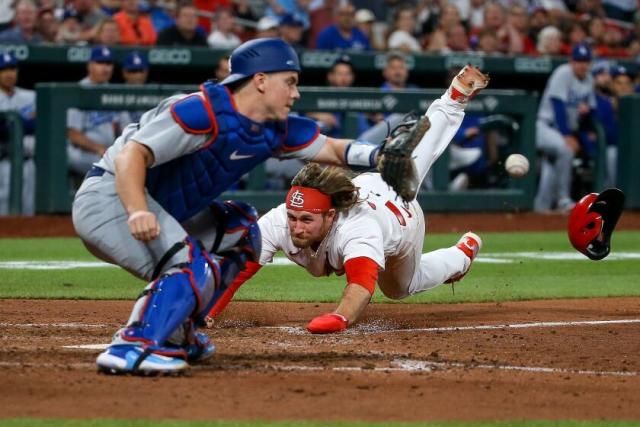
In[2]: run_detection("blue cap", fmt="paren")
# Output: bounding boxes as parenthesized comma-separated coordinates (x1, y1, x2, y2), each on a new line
(611, 65, 631, 79)
(220, 38, 301, 85)
(280, 14, 304, 27)
(123, 51, 148, 71)
(571, 43, 592, 62)
(62, 7, 79, 20)
(90, 45, 113, 63)
(0, 52, 17, 69)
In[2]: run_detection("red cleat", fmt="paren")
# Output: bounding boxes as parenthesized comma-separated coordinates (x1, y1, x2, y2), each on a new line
(445, 231, 483, 283)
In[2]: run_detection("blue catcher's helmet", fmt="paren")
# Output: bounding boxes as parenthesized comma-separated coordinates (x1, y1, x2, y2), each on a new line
(220, 38, 301, 85)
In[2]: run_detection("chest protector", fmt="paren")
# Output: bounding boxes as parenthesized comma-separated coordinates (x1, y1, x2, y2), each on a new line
(145, 82, 285, 222)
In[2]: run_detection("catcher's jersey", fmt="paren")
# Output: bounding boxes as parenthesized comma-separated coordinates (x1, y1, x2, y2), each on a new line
(258, 173, 424, 277)
(0, 86, 35, 119)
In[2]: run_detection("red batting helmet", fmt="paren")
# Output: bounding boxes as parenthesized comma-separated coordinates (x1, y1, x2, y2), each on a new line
(568, 188, 625, 260)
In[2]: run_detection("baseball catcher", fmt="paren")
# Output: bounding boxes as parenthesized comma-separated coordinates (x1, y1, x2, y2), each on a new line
(206, 65, 490, 333)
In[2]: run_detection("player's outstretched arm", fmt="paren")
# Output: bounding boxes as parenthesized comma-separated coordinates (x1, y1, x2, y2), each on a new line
(307, 257, 378, 334)
(311, 137, 381, 170)
(114, 140, 159, 242)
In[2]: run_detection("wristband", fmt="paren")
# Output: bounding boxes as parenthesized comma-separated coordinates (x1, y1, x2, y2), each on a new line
(344, 140, 379, 171)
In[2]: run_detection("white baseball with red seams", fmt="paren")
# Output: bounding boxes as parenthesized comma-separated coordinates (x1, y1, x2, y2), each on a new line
(505, 154, 530, 178)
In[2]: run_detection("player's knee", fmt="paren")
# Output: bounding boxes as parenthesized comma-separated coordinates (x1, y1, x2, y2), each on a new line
(210, 200, 261, 262)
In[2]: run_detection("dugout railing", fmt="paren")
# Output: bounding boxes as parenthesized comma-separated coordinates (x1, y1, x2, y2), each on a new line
(34, 83, 538, 213)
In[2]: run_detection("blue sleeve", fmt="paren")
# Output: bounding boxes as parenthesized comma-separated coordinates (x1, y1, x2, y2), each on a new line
(551, 97, 570, 136)
(315, 27, 332, 50)
(282, 115, 320, 153)
(21, 116, 36, 135)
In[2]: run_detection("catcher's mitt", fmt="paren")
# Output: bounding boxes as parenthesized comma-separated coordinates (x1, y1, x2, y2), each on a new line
(377, 115, 431, 202)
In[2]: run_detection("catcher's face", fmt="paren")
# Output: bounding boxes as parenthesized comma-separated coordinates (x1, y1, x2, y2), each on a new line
(259, 71, 300, 121)
(286, 209, 336, 249)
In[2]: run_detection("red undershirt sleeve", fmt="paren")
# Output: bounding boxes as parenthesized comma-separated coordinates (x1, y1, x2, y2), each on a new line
(344, 256, 379, 295)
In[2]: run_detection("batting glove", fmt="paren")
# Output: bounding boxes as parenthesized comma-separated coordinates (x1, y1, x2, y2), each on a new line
(307, 313, 348, 334)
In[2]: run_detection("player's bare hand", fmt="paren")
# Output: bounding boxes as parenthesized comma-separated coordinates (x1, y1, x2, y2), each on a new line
(564, 135, 580, 153)
(127, 210, 161, 241)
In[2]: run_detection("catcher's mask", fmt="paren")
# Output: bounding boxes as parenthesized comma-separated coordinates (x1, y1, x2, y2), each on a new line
(568, 188, 625, 260)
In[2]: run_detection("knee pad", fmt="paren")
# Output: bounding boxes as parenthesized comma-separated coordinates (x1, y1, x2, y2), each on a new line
(209, 200, 261, 263)
(112, 237, 219, 356)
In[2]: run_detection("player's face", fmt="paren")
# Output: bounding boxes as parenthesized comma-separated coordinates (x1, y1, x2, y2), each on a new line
(286, 209, 336, 249)
(262, 71, 300, 120)
(123, 69, 148, 85)
(571, 60, 590, 80)
(0, 67, 18, 91)
(328, 64, 354, 87)
(88, 61, 114, 84)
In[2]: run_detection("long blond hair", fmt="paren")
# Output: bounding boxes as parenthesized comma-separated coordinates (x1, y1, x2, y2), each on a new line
(291, 163, 359, 211)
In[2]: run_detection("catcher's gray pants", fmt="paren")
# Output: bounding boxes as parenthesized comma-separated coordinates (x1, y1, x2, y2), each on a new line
(534, 120, 575, 212)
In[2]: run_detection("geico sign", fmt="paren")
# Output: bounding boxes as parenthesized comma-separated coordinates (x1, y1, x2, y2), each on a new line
(67, 46, 91, 62)
(149, 49, 192, 64)
(0, 45, 29, 60)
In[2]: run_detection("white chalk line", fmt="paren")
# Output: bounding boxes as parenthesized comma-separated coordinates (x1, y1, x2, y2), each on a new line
(2, 251, 640, 270)
(0, 358, 636, 378)
(259, 318, 640, 335)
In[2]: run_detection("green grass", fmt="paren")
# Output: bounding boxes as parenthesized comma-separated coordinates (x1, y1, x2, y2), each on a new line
(1, 420, 640, 427)
(0, 231, 639, 303)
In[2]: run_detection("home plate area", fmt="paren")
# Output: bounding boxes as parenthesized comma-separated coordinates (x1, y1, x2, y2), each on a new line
(1, 298, 640, 421)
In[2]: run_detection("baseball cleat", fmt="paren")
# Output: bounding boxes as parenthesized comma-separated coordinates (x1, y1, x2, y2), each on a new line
(96, 345, 189, 375)
(446, 231, 483, 283)
(448, 65, 489, 104)
(185, 332, 216, 362)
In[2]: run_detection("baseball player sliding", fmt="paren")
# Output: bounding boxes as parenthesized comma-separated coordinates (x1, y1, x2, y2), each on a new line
(72, 37, 455, 375)
(208, 66, 489, 334)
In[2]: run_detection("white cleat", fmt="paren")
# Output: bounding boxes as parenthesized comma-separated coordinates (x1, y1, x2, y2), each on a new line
(96, 345, 189, 376)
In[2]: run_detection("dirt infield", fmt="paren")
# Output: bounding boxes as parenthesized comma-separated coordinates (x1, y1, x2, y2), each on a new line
(1, 298, 640, 422)
(1, 211, 639, 237)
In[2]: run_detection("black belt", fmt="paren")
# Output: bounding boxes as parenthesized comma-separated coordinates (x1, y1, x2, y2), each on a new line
(85, 165, 107, 179)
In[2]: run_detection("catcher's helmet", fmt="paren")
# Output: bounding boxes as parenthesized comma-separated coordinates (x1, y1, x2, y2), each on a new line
(568, 188, 625, 260)
(220, 38, 301, 85)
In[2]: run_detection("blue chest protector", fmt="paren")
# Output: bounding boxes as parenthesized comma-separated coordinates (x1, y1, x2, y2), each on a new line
(145, 82, 300, 222)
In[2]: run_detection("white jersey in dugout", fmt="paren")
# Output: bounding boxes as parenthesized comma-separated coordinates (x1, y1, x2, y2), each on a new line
(258, 173, 425, 277)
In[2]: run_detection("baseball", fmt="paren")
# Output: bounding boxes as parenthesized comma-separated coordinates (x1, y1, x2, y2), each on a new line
(505, 154, 529, 178)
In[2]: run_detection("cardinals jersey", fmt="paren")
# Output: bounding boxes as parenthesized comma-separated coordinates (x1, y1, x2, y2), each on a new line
(258, 172, 424, 277)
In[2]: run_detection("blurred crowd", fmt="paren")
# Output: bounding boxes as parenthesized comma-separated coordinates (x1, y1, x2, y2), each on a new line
(0, 0, 639, 57)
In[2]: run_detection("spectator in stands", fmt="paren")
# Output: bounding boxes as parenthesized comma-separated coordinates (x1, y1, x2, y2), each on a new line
(67, 46, 124, 176)
(476, 27, 501, 54)
(0, 0, 43, 43)
(100, 0, 122, 15)
(56, 9, 83, 44)
(315, 2, 371, 51)
(67, 0, 109, 42)
(113, 0, 157, 45)
(355, 8, 383, 50)
(0, 0, 15, 32)
(536, 25, 563, 55)
(562, 22, 588, 55)
(387, 6, 422, 53)
(279, 14, 305, 49)
(92, 17, 121, 45)
(265, 0, 311, 30)
(141, 0, 175, 34)
(534, 43, 596, 213)
(528, 7, 549, 44)
(586, 16, 606, 47)
(595, 25, 629, 57)
(156, 2, 207, 46)
(207, 7, 241, 49)
(255, 15, 279, 38)
(37, 8, 59, 44)
(481, 3, 507, 51)
(451, 0, 485, 31)
(306, 55, 366, 139)
(443, 24, 470, 53)
(0, 52, 36, 215)
(601, 0, 635, 27)
(426, 4, 463, 53)
(307, 0, 338, 48)
(500, 5, 535, 55)
(194, 0, 229, 34)
(213, 54, 229, 81)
